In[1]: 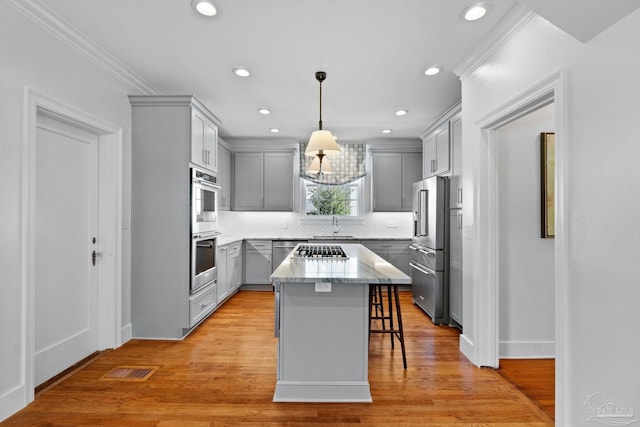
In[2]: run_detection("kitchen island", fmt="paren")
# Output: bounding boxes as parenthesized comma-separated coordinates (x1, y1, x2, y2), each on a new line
(270, 243, 411, 402)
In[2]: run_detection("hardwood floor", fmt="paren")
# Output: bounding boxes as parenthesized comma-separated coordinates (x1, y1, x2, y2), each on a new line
(498, 359, 555, 420)
(3, 291, 553, 426)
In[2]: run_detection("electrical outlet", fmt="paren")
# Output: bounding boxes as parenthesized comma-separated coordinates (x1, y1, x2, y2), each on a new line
(281, 221, 288, 229)
(315, 282, 331, 292)
(386, 220, 399, 228)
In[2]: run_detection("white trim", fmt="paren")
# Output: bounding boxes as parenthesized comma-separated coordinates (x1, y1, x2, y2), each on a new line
(121, 323, 133, 343)
(19, 88, 124, 413)
(5, 0, 157, 95)
(454, 5, 535, 78)
(472, 69, 568, 424)
(0, 385, 25, 422)
(459, 333, 474, 361)
(499, 341, 556, 358)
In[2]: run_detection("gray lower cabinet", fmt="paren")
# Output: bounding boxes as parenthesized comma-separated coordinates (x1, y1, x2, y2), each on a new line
(217, 240, 243, 304)
(233, 152, 294, 211)
(449, 209, 463, 327)
(227, 242, 243, 293)
(244, 239, 273, 287)
(371, 152, 421, 212)
(189, 283, 217, 328)
(217, 245, 229, 304)
(361, 240, 412, 277)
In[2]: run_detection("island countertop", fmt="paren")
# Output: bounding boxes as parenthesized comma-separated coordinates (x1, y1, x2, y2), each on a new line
(270, 243, 411, 285)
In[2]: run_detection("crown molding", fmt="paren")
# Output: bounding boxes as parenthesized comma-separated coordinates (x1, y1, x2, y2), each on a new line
(6, 0, 159, 95)
(453, 4, 536, 79)
(224, 138, 300, 153)
(224, 137, 421, 153)
(419, 101, 462, 139)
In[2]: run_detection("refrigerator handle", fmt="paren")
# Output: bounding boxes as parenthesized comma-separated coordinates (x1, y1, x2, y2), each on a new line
(418, 190, 428, 236)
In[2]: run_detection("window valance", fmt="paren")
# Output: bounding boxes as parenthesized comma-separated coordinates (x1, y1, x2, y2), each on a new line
(299, 143, 367, 185)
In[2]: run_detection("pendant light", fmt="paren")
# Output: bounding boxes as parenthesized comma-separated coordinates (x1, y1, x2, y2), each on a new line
(307, 156, 333, 174)
(305, 71, 340, 175)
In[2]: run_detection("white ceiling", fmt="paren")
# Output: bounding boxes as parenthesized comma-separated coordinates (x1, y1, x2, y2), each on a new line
(517, 0, 640, 43)
(31, 0, 639, 143)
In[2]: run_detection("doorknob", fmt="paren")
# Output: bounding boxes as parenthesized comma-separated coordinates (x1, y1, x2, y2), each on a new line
(92, 250, 102, 266)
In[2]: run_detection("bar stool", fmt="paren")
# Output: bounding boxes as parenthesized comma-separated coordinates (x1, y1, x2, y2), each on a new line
(368, 283, 407, 369)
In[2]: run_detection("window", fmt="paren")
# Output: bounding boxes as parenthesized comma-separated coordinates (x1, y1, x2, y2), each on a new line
(303, 178, 363, 217)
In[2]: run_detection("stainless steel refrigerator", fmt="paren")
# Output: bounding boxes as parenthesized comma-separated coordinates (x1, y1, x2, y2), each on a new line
(410, 176, 449, 324)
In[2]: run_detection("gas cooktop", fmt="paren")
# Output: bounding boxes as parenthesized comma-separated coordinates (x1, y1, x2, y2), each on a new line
(292, 245, 348, 259)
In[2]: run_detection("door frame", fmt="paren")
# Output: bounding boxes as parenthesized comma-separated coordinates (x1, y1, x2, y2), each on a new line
(21, 88, 123, 403)
(473, 69, 569, 423)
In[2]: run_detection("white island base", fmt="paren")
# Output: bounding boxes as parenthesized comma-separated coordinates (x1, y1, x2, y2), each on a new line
(273, 281, 372, 402)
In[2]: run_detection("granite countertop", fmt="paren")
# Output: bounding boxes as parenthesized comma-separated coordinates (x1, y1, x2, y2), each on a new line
(217, 235, 411, 246)
(270, 243, 411, 285)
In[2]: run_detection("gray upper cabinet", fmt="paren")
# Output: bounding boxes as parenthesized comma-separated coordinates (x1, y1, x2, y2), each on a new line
(401, 153, 422, 211)
(422, 125, 450, 178)
(217, 144, 231, 210)
(233, 151, 293, 211)
(264, 152, 294, 210)
(449, 114, 463, 208)
(190, 104, 218, 173)
(372, 152, 421, 212)
(234, 152, 264, 210)
(372, 153, 402, 211)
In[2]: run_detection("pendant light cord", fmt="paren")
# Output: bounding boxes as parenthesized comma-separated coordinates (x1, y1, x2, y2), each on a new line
(318, 79, 323, 130)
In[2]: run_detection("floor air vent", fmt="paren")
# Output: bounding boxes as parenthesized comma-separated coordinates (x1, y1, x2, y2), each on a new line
(101, 366, 157, 381)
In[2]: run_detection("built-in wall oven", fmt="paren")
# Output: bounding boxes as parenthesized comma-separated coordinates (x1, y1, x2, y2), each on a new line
(191, 167, 219, 235)
(192, 231, 219, 294)
(191, 167, 220, 294)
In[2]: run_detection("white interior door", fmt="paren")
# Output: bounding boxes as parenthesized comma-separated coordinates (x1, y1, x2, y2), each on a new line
(34, 114, 100, 386)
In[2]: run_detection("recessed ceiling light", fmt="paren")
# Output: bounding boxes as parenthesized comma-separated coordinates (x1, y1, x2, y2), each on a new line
(424, 66, 441, 76)
(258, 108, 271, 115)
(191, 0, 217, 16)
(395, 110, 408, 116)
(382, 129, 392, 134)
(232, 67, 250, 77)
(464, 4, 488, 21)
(269, 128, 280, 133)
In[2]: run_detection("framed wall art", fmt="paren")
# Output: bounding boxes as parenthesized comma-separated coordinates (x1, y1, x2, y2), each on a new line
(540, 132, 555, 238)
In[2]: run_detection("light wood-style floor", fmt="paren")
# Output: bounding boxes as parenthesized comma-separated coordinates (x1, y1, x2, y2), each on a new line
(4, 291, 554, 426)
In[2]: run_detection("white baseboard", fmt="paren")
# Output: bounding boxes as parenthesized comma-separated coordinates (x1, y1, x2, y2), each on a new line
(499, 340, 555, 358)
(121, 323, 132, 345)
(459, 333, 474, 363)
(0, 384, 26, 422)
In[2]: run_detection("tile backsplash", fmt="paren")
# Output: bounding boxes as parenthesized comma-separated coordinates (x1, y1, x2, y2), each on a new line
(218, 211, 413, 240)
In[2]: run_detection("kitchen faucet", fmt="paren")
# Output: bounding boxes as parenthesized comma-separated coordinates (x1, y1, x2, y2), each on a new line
(332, 215, 340, 236)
